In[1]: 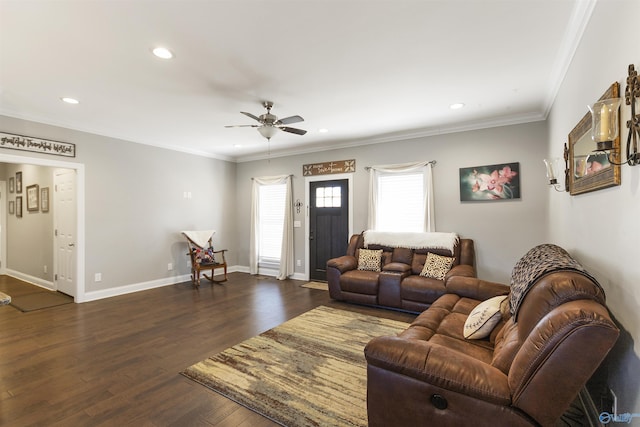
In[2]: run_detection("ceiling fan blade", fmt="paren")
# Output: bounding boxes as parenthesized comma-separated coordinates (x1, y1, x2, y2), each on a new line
(240, 111, 262, 122)
(224, 124, 259, 128)
(280, 126, 307, 135)
(276, 115, 304, 125)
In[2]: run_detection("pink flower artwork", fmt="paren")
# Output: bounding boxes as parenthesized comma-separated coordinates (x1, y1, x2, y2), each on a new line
(460, 163, 520, 201)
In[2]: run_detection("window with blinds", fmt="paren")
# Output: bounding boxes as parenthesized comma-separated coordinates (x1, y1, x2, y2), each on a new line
(258, 183, 286, 264)
(376, 172, 424, 232)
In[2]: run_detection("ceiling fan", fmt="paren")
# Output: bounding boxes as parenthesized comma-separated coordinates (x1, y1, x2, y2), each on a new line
(225, 101, 307, 140)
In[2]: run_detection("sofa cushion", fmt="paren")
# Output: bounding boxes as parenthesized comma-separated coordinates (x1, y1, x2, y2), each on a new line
(357, 249, 383, 272)
(419, 253, 455, 280)
(463, 295, 508, 339)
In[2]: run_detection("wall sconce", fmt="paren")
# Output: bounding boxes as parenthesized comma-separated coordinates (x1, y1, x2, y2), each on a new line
(544, 144, 569, 192)
(294, 199, 302, 214)
(591, 64, 640, 166)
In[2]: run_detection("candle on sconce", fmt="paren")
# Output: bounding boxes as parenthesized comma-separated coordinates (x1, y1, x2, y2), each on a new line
(600, 103, 609, 141)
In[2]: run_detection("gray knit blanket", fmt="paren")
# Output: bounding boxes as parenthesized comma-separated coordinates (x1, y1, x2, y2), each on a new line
(509, 244, 602, 320)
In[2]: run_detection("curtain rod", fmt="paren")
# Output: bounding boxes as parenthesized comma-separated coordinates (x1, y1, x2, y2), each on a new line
(364, 160, 436, 171)
(251, 174, 294, 180)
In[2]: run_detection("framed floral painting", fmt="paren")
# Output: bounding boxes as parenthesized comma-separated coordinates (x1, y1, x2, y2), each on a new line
(459, 162, 520, 201)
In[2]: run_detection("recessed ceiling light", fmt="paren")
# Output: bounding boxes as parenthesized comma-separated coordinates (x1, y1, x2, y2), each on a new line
(152, 47, 173, 59)
(234, 144, 243, 148)
(449, 103, 465, 110)
(61, 97, 79, 104)
(319, 128, 329, 133)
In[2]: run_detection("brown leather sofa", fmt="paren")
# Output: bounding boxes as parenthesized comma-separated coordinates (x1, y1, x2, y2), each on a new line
(364, 258, 619, 426)
(327, 233, 475, 312)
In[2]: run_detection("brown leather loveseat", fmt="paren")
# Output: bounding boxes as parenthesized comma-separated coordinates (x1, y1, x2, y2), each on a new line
(327, 231, 475, 313)
(364, 244, 619, 426)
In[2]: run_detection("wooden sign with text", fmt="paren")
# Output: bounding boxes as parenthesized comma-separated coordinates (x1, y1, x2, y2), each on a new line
(303, 159, 355, 176)
(0, 132, 76, 157)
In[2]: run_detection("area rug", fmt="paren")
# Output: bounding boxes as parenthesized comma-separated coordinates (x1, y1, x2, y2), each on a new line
(182, 305, 410, 427)
(10, 291, 73, 312)
(300, 281, 328, 291)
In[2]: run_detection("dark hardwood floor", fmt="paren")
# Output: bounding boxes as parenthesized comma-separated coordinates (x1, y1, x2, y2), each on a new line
(0, 274, 415, 426)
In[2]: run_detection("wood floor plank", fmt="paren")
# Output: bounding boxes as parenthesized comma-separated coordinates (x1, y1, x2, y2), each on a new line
(0, 273, 415, 426)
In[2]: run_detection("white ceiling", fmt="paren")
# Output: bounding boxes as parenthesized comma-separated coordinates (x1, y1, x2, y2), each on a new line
(0, 0, 594, 162)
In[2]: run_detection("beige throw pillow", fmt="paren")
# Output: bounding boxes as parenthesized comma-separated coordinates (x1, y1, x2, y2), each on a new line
(357, 249, 383, 272)
(419, 253, 455, 280)
(464, 295, 508, 339)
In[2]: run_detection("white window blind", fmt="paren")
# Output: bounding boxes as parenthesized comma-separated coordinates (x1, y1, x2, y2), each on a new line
(376, 172, 424, 232)
(258, 183, 286, 263)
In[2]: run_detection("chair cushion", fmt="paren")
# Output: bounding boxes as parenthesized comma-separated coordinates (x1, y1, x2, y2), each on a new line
(419, 253, 455, 279)
(464, 295, 508, 339)
(358, 249, 383, 272)
(194, 247, 216, 264)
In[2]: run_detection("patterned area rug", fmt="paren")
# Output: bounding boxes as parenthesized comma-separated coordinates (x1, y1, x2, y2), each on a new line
(300, 281, 328, 291)
(182, 306, 409, 427)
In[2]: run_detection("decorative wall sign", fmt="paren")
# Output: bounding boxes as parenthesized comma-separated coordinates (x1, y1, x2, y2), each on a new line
(459, 162, 520, 201)
(16, 171, 22, 193)
(26, 184, 39, 211)
(0, 132, 76, 157)
(41, 187, 50, 212)
(303, 159, 355, 176)
(16, 196, 22, 218)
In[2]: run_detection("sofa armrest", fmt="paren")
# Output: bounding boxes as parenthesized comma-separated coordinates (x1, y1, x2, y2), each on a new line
(446, 276, 510, 300)
(326, 255, 357, 274)
(365, 336, 510, 405)
(445, 264, 476, 281)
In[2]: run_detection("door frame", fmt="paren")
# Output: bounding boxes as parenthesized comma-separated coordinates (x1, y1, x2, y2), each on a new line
(0, 153, 86, 302)
(304, 173, 353, 281)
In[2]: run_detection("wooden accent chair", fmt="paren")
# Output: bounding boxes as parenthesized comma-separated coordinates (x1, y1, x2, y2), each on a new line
(182, 231, 228, 287)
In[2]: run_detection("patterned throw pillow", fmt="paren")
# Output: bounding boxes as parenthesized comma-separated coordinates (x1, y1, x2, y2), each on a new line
(357, 249, 383, 272)
(419, 253, 455, 280)
(464, 295, 508, 339)
(193, 247, 216, 264)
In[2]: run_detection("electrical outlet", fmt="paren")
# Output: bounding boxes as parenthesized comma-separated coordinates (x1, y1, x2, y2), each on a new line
(43, 265, 47, 274)
(94, 273, 102, 282)
(167, 262, 173, 271)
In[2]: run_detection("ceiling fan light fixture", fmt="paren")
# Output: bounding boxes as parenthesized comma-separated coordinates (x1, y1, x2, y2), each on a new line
(258, 125, 278, 139)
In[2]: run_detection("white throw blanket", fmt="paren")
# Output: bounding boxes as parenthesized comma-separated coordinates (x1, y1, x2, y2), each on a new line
(363, 231, 459, 252)
(182, 230, 216, 249)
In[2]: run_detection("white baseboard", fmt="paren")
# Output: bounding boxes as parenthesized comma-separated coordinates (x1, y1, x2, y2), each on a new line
(7, 265, 305, 303)
(6, 269, 54, 291)
(83, 265, 246, 302)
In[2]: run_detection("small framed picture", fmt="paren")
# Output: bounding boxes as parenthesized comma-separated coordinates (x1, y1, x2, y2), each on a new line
(16, 171, 22, 193)
(16, 196, 22, 218)
(26, 184, 39, 212)
(8, 200, 14, 215)
(41, 187, 49, 212)
(9, 177, 14, 193)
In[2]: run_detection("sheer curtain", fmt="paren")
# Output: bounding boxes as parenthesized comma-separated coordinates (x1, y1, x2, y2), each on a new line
(367, 161, 435, 232)
(250, 175, 294, 280)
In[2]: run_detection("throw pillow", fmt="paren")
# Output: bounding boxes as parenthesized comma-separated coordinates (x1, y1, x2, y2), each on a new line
(464, 295, 509, 339)
(357, 249, 383, 272)
(420, 253, 455, 280)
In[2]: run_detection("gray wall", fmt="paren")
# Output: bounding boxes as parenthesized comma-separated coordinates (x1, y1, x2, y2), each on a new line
(2, 163, 54, 283)
(0, 115, 237, 296)
(236, 120, 549, 283)
(546, 0, 640, 414)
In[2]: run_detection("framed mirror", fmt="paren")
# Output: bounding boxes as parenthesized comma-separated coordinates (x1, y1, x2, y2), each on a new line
(568, 82, 621, 195)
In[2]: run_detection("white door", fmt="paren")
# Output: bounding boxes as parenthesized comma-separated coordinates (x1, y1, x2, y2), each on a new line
(54, 169, 77, 297)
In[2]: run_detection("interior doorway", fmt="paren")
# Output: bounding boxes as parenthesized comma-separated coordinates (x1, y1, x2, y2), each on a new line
(0, 153, 85, 301)
(305, 174, 353, 281)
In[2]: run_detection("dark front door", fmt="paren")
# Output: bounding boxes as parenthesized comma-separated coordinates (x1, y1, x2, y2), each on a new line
(309, 179, 349, 281)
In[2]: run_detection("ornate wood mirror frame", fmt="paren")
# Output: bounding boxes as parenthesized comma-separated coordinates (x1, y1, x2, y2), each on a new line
(568, 82, 621, 195)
